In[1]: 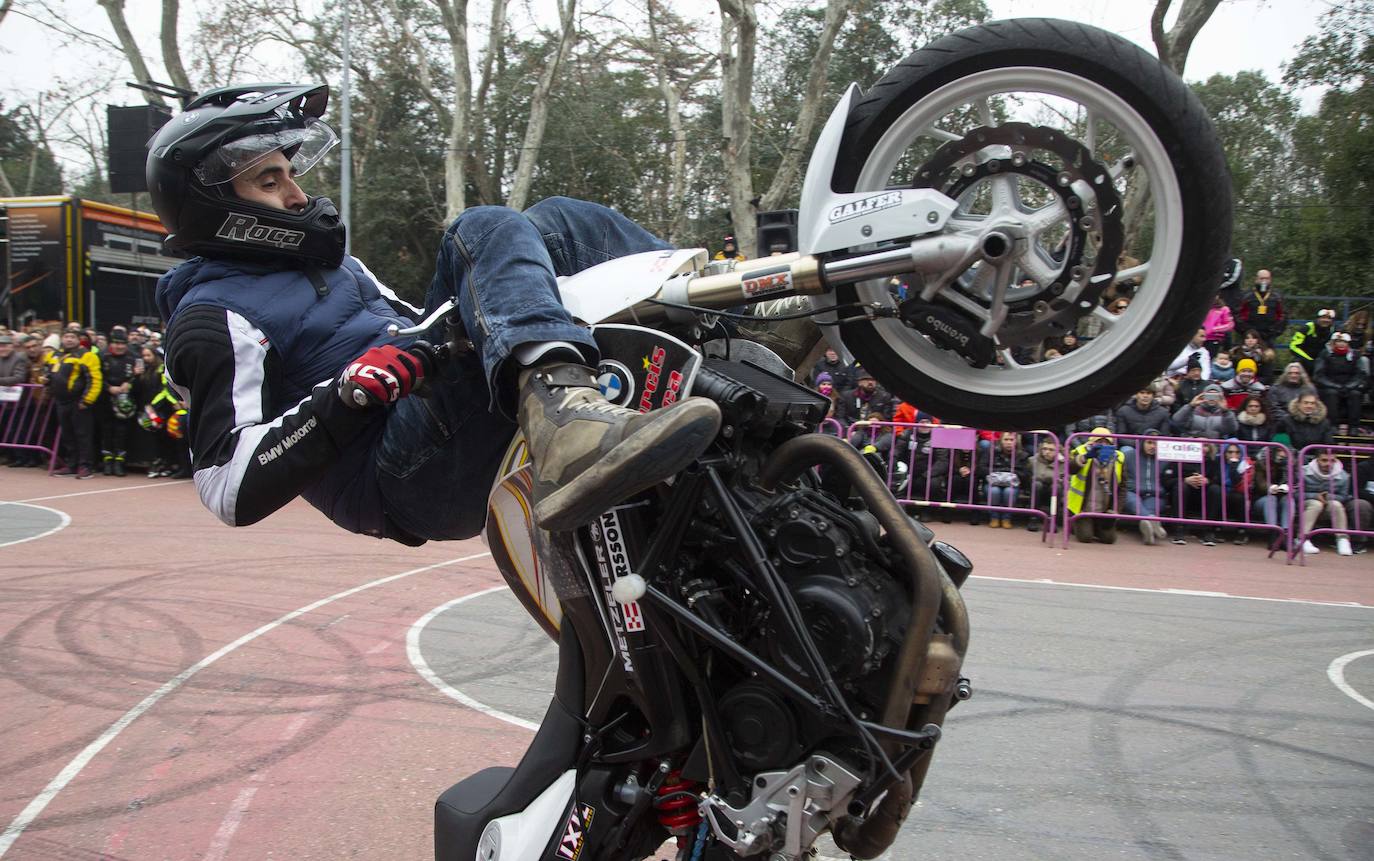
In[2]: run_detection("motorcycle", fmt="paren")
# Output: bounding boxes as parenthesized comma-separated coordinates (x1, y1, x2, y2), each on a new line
(422, 18, 1232, 861)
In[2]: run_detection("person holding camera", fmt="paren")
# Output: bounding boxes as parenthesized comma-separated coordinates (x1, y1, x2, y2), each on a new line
(1171, 384, 1238, 439)
(1067, 427, 1128, 543)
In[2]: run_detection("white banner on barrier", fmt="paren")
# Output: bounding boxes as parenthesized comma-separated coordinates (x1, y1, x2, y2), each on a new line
(0, 386, 23, 403)
(1157, 440, 1204, 463)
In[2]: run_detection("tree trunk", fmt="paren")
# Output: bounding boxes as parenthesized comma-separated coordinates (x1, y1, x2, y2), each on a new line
(759, 0, 853, 211)
(1124, 0, 1224, 253)
(505, 0, 578, 212)
(160, 0, 192, 95)
(718, 0, 757, 257)
(0, 0, 13, 31)
(646, 0, 689, 242)
(1150, 0, 1223, 76)
(0, 161, 16, 197)
(469, 0, 508, 205)
(97, 0, 167, 107)
(432, 0, 471, 221)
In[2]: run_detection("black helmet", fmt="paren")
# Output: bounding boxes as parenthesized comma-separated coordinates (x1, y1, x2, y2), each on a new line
(146, 83, 345, 268)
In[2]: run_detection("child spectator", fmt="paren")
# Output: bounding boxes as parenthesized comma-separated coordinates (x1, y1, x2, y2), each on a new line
(1210, 350, 1235, 382)
(1202, 295, 1235, 354)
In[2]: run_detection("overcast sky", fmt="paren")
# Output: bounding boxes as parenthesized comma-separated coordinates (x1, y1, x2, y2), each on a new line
(0, 0, 1332, 178)
(1, 0, 1330, 100)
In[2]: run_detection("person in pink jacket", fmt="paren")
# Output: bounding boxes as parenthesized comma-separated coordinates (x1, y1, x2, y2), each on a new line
(1203, 295, 1235, 354)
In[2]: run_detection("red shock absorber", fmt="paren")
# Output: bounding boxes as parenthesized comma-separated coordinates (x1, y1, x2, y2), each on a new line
(655, 770, 702, 831)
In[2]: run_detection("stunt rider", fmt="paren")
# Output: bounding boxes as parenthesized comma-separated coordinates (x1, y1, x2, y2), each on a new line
(147, 83, 720, 543)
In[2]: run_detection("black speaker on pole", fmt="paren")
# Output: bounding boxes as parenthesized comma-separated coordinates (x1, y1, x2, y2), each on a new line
(756, 208, 800, 257)
(107, 105, 173, 194)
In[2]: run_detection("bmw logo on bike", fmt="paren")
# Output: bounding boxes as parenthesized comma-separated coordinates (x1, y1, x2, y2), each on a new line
(596, 360, 635, 406)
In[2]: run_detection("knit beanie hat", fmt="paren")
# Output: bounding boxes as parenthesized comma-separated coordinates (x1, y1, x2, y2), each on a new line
(1236, 358, 1257, 374)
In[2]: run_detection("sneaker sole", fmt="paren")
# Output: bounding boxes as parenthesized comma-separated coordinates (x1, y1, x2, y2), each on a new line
(534, 400, 722, 531)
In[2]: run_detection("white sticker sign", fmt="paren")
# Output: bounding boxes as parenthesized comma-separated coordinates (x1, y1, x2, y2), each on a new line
(1157, 440, 1204, 463)
(0, 387, 23, 403)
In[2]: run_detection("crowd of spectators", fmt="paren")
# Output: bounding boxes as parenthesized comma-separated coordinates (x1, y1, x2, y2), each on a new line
(0, 321, 190, 480)
(808, 268, 1373, 558)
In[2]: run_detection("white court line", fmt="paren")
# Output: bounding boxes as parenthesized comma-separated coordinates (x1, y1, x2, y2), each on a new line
(202, 781, 260, 861)
(0, 503, 71, 548)
(970, 575, 1374, 610)
(1328, 649, 1374, 713)
(14, 480, 191, 503)
(406, 586, 541, 732)
(0, 551, 492, 859)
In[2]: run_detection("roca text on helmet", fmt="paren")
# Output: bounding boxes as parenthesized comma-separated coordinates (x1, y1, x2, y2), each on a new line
(146, 83, 345, 268)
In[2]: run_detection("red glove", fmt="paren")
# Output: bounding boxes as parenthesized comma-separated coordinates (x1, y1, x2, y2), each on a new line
(339, 345, 423, 408)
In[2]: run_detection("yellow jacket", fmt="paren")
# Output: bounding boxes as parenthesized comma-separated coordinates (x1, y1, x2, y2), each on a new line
(47, 347, 102, 405)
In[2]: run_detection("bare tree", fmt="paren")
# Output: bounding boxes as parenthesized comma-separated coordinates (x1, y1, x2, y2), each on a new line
(97, 0, 168, 106)
(1122, 0, 1225, 251)
(161, 0, 193, 94)
(717, 0, 758, 255)
(506, 0, 578, 211)
(432, 0, 472, 220)
(758, 0, 853, 211)
(1150, 0, 1224, 76)
(467, 0, 509, 205)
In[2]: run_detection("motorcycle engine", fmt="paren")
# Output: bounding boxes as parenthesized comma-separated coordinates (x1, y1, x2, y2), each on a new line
(717, 490, 911, 771)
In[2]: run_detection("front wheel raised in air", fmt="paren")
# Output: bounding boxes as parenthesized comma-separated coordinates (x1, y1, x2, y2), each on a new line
(831, 17, 1232, 430)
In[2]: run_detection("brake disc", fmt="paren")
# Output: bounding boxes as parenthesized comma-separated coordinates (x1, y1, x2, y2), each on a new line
(910, 122, 1125, 348)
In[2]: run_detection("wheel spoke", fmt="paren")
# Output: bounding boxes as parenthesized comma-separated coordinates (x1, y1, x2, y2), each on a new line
(1023, 199, 1068, 237)
(1017, 251, 1060, 287)
(1109, 155, 1135, 181)
(996, 347, 1024, 369)
(1090, 304, 1120, 328)
(981, 261, 1015, 337)
(1083, 108, 1097, 156)
(988, 173, 1020, 216)
(929, 126, 963, 142)
(1115, 261, 1149, 283)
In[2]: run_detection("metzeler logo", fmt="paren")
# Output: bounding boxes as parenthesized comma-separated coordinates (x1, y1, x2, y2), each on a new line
(828, 191, 903, 223)
(216, 213, 306, 248)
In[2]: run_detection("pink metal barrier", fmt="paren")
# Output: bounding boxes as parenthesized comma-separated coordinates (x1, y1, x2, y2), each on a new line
(1293, 443, 1374, 563)
(0, 383, 62, 473)
(845, 421, 1062, 538)
(1061, 432, 1295, 556)
(818, 417, 846, 438)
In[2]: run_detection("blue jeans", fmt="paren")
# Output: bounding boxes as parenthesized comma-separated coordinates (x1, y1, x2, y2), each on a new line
(1123, 491, 1161, 517)
(985, 483, 1017, 511)
(374, 197, 672, 541)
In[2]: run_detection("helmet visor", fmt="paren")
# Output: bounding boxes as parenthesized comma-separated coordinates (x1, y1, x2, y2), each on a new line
(193, 115, 338, 186)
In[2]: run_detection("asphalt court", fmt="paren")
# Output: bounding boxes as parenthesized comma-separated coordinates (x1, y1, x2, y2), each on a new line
(0, 502, 68, 547)
(419, 580, 1374, 861)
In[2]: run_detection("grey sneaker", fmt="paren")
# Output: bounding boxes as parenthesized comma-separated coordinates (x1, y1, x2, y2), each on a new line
(1138, 519, 1156, 545)
(519, 362, 722, 531)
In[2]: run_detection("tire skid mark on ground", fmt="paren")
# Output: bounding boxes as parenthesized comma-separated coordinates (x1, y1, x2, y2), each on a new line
(0, 553, 490, 858)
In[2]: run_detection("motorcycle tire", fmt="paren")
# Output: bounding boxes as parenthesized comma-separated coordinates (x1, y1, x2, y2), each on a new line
(830, 17, 1232, 431)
